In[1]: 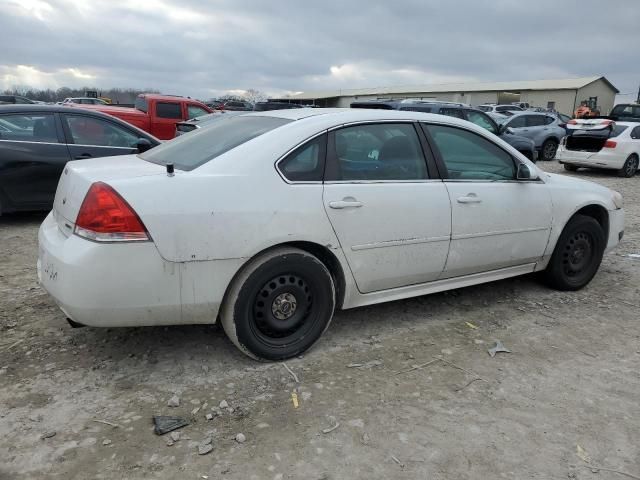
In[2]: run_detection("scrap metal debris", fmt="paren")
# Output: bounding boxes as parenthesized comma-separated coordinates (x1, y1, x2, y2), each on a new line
(488, 340, 511, 358)
(282, 362, 299, 383)
(152, 415, 189, 435)
(321, 420, 340, 434)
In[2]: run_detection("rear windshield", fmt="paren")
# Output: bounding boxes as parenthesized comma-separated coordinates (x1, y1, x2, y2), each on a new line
(135, 96, 148, 113)
(610, 125, 629, 137)
(140, 115, 292, 170)
(477, 106, 491, 112)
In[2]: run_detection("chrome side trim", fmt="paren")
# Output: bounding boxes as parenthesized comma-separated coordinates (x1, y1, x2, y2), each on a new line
(352, 235, 450, 251)
(452, 226, 549, 240)
(0, 139, 63, 146)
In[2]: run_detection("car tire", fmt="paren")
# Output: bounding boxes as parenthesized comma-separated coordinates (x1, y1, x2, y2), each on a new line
(220, 247, 336, 361)
(544, 214, 605, 291)
(563, 164, 578, 172)
(541, 139, 558, 161)
(618, 154, 639, 178)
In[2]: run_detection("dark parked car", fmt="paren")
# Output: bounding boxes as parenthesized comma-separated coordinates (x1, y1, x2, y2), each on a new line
(253, 101, 304, 111)
(350, 100, 537, 161)
(219, 100, 253, 111)
(609, 104, 640, 122)
(0, 105, 160, 214)
(0, 95, 36, 104)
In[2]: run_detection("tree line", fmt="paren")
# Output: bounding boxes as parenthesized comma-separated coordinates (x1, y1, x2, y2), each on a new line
(2, 86, 268, 105)
(2, 86, 160, 104)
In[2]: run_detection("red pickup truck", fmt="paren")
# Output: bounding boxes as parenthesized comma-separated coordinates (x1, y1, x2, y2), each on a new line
(77, 94, 213, 140)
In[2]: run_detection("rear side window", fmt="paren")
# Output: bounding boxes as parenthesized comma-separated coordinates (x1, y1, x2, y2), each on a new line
(525, 115, 546, 127)
(278, 134, 326, 182)
(140, 116, 292, 170)
(328, 123, 428, 181)
(425, 124, 515, 180)
(156, 102, 182, 119)
(610, 125, 629, 138)
(631, 126, 640, 139)
(440, 108, 465, 119)
(0, 113, 58, 142)
(135, 97, 148, 113)
(543, 116, 555, 125)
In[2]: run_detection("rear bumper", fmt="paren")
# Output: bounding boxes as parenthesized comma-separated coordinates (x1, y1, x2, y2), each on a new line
(556, 146, 625, 169)
(38, 211, 183, 327)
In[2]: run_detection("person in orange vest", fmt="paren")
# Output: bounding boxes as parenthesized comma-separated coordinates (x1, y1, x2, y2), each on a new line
(574, 102, 591, 118)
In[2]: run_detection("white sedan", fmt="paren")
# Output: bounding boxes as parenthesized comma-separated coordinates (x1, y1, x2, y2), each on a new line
(557, 119, 640, 177)
(38, 109, 625, 360)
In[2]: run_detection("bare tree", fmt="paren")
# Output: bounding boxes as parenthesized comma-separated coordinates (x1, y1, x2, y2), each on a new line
(242, 89, 267, 104)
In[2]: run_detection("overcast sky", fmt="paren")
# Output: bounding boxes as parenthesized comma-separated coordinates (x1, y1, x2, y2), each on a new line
(1, 0, 638, 101)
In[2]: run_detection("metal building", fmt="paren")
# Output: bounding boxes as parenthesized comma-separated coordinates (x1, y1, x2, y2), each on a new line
(271, 76, 619, 115)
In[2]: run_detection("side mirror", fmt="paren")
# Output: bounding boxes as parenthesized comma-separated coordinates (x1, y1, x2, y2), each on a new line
(517, 163, 537, 180)
(505, 126, 515, 135)
(136, 138, 152, 153)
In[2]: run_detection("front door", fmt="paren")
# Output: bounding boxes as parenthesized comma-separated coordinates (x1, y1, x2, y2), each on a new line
(61, 113, 141, 160)
(323, 122, 452, 293)
(423, 123, 552, 278)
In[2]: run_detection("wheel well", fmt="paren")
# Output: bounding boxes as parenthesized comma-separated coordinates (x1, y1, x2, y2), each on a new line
(573, 204, 609, 238)
(222, 242, 347, 313)
(286, 241, 347, 309)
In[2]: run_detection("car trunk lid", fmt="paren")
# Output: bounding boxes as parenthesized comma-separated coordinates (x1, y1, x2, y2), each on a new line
(52, 155, 166, 234)
(565, 119, 617, 153)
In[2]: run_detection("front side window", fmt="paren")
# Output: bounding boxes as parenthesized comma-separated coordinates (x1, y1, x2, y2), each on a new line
(187, 105, 209, 119)
(156, 102, 182, 119)
(425, 124, 516, 181)
(440, 108, 465, 119)
(64, 115, 139, 147)
(0, 113, 58, 142)
(278, 134, 326, 182)
(506, 116, 526, 128)
(330, 123, 427, 181)
(465, 111, 498, 134)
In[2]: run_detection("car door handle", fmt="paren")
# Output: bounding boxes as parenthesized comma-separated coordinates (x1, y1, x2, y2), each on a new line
(457, 194, 482, 204)
(328, 199, 363, 209)
(74, 153, 92, 159)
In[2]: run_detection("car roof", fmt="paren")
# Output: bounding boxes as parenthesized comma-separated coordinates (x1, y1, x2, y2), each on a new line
(0, 104, 160, 141)
(508, 111, 550, 118)
(616, 121, 640, 127)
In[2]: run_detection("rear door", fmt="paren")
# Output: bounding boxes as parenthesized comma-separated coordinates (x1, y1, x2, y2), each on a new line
(322, 122, 451, 293)
(61, 113, 142, 160)
(0, 111, 71, 209)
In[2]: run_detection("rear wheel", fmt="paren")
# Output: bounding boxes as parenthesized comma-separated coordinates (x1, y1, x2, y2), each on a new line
(563, 163, 578, 172)
(544, 215, 605, 291)
(220, 247, 335, 361)
(541, 139, 558, 161)
(618, 154, 638, 178)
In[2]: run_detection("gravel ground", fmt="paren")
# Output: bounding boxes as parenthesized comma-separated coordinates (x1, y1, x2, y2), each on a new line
(1, 161, 639, 480)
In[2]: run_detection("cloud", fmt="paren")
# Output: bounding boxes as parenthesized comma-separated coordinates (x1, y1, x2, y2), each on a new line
(0, 0, 638, 100)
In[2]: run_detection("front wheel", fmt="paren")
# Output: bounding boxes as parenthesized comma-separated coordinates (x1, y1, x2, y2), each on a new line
(618, 154, 639, 178)
(220, 247, 336, 361)
(543, 215, 605, 291)
(541, 139, 558, 161)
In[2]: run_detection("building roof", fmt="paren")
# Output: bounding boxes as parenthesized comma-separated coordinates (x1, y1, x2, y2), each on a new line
(276, 76, 618, 101)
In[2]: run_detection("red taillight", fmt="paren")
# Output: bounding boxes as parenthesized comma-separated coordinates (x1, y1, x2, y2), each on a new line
(74, 182, 150, 242)
(604, 140, 617, 149)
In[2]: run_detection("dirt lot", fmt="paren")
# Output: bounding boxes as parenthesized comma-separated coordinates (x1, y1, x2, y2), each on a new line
(1, 161, 639, 480)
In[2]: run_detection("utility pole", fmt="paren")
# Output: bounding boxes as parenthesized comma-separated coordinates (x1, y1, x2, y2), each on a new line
(636, 83, 640, 104)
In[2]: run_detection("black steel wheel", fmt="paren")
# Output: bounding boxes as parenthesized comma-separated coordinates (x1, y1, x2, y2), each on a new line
(220, 247, 335, 360)
(544, 215, 605, 290)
